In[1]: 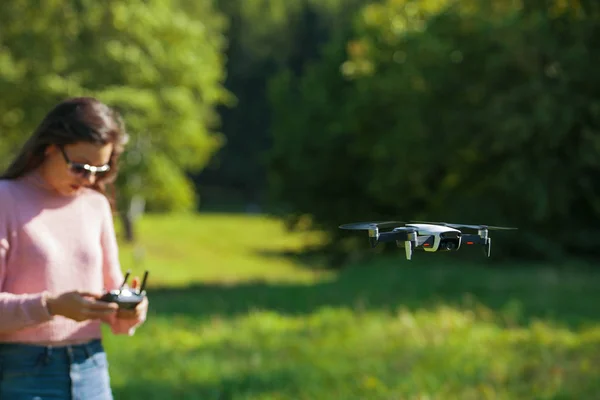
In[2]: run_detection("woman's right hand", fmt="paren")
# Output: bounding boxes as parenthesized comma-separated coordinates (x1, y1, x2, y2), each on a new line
(46, 291, 118, 321)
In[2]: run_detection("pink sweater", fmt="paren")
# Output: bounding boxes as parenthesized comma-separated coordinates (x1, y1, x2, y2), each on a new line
(0, 170, 146, 344)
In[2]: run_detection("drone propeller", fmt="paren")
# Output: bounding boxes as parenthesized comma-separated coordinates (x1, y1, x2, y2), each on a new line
(410, 221, 517, 231)
(452, 224, 517, 231)
(339, 221, 408, 231)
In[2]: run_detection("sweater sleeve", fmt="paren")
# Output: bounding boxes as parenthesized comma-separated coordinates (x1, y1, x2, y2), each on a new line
(0, 203, 53, 334)
(99, 197, 147, 335)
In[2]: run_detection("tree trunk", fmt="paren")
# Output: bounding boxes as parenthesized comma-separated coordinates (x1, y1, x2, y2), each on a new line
(120, 212, 135, 243)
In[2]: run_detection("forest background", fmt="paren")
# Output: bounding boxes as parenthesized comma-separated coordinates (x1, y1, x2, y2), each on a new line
(2, 0, 599, 262)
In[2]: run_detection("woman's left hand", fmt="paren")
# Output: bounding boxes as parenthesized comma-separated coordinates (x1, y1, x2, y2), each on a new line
(117, 296, 148, 320)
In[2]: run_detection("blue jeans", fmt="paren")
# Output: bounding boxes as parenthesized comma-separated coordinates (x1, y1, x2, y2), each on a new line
(0, 339, 113, 399)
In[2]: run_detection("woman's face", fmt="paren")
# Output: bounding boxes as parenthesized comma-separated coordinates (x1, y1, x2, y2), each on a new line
(41, 141, 113, 196)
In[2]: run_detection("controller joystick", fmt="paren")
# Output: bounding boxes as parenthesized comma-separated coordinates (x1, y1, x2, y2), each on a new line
(99, 270, 149, 310)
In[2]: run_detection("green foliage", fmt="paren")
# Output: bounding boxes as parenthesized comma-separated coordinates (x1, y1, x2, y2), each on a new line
(267, 0, 600, 260)
(0, 0, 230, 212)
(195, 0, 373, 207)
(105, 212, 600, 399)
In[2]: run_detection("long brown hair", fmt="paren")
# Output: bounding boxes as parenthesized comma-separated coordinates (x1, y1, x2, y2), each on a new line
(1, 97, 129, 207)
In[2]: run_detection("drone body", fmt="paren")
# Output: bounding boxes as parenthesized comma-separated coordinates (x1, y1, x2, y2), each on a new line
(339, 221, 517, 260)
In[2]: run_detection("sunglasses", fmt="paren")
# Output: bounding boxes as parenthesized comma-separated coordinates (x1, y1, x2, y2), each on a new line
(59, 147, 110, 178)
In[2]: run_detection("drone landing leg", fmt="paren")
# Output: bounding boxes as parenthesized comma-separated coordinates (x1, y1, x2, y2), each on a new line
(405, 241, 413, 260)
(484, 237, 491, 257)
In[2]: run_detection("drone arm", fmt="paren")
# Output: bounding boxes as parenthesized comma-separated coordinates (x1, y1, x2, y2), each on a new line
(376, 231, 412, 243)
(460, 234, 487, 245)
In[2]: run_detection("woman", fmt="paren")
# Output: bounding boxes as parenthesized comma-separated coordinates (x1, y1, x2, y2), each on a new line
(0, 97, 148, 399)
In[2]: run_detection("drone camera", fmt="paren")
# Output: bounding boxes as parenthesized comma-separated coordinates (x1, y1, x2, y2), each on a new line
(439, 239, 460, 251)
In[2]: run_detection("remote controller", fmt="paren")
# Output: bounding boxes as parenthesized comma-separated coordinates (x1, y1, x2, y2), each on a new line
(99, 270, 149, 310)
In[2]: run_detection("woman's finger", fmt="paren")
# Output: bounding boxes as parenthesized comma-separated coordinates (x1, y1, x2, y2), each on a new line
(84, 308, 118, 316)
(117, 309, 138, 319)
(83, 298, 119, 310)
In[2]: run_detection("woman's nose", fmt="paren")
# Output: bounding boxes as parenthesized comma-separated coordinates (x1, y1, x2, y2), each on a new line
(83, 172, 97, 185)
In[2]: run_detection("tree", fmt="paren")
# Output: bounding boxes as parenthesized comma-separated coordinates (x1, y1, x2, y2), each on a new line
(267, 0, 600, 262)
(194, 0, 373, 209)
(0, 0, 230, 239)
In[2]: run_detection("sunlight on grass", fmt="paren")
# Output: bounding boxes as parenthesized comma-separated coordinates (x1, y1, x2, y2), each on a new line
(105, 306, 600, 399)
(105, 212, 600, 399)
(117, 212, 332, 286)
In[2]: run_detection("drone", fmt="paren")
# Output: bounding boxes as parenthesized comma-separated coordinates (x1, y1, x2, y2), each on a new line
(339, 220, 517, 260)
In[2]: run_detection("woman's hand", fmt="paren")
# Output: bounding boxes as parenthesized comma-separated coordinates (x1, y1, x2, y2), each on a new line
(117, 296, 148, 320)
(46, 291, 118, 321)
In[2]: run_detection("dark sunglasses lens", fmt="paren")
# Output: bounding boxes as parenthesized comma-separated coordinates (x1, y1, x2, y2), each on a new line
(71, 165, 88, 176)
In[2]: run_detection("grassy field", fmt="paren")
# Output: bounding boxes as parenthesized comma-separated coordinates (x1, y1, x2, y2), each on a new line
(104, 213, 600, 399)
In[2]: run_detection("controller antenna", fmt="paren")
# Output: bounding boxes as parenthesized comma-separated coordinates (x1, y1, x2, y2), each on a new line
(139, 270, 149, 293)
(120, 270, 131, 290)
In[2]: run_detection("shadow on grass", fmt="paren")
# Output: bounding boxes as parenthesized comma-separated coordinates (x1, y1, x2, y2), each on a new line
(146, 256, 600, 330)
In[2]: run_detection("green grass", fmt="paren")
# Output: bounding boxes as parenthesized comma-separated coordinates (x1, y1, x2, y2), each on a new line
(104, 212, 600, 399)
